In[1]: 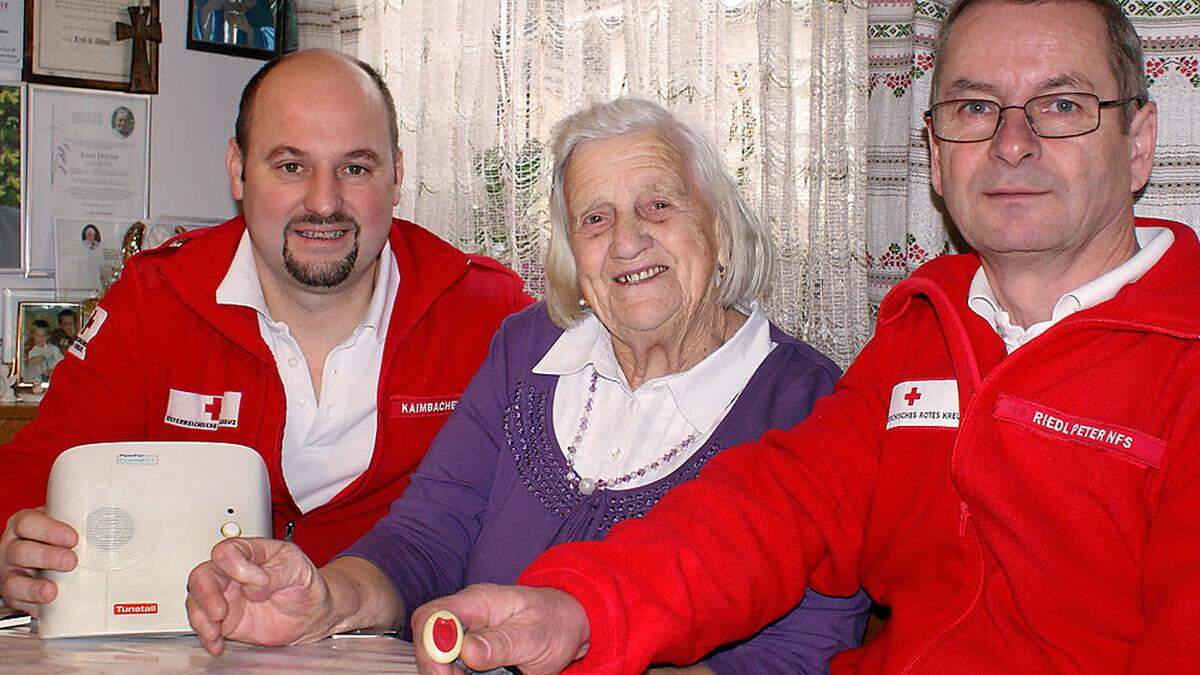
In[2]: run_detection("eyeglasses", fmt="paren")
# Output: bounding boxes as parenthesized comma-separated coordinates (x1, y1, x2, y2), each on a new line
(924, 92, 1144, 143)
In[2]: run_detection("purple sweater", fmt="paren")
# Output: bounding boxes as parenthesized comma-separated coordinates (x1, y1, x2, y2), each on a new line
(342, 303, 869, 673)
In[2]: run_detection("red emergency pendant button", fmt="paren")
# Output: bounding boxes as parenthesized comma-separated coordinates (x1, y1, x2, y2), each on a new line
(423, 609, 464, 664)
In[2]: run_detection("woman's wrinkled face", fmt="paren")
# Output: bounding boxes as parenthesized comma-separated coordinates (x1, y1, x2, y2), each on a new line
(564, 130, 718, 341)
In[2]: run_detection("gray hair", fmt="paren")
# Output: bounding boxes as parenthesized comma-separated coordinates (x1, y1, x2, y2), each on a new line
(932, 0, 1148, 127)
(544, 97, 774, 328)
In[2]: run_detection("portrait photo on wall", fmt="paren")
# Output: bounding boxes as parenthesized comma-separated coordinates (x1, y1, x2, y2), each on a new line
(53, 218, 128, 294)
(14, 300, 79, 386)
(0, 83, 21, 272)
(111, 105, 136, 138)
(187, 0, 291, 60)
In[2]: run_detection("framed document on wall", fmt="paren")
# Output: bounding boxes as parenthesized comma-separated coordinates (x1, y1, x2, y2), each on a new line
(24, 86, 150, 277)
(0, 1, 23, 71)
(23, 0, 160, 92)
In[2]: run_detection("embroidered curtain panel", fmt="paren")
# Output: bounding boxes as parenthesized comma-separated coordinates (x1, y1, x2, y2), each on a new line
(291, 1, 1192, 360)
(293, 0, 872, 367)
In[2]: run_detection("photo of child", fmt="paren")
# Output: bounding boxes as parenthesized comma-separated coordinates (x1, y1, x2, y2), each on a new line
(15, 301, 79, 386)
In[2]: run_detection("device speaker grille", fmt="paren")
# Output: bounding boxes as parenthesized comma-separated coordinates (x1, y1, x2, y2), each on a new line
(84, 507, 135, 550)
(66, 488, 161, 572)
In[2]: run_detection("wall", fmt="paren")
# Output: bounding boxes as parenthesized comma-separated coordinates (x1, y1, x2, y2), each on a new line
(0, 2, 261, 295)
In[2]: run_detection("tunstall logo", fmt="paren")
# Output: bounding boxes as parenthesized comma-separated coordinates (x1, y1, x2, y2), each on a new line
(113, 603, 158, 615)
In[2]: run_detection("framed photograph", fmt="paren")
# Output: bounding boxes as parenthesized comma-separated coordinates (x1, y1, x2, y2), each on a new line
(23, 0, 160, 92)
(0, 82, 21, 273)
(13, 300, 79, 386)
(25, 86, 150, 277)
(187, 0, 286, 60)
(1, 288, 93, 368)
(54, 218, 134, 294)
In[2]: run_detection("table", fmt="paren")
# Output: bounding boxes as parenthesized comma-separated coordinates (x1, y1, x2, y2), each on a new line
(0, 625, 419, 672)
(0, 401, 37, 445)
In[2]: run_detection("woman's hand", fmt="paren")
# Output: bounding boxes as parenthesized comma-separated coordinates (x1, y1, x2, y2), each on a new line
(185, 537, 339, 655)
(411, 583, 590, 675)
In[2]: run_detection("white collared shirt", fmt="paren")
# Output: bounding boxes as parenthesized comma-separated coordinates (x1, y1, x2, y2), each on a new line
(216, 232, 400, 513)
(533, 302, 775, 491)
(968, 227, 1173, 353)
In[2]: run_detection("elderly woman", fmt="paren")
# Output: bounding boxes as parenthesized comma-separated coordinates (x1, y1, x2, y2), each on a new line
(186, 98, 869, 671)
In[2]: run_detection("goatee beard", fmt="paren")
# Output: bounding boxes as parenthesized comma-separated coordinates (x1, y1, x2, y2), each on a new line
(282, 214, 360, 288)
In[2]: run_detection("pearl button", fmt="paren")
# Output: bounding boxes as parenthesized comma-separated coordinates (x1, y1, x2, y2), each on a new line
(219, 521, 242, 538)
(298, 399, 307, 408)
(611, 447, 621, 458)
(288, 357, 298, 367)
(577, 477, 596, 495)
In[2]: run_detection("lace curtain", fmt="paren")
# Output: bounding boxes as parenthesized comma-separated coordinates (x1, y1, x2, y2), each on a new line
(866, 0, 1200, 315)
(294, 0, 871, 367)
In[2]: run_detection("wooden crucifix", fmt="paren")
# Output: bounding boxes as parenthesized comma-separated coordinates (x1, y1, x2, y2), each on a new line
(116, 3, 163, 94)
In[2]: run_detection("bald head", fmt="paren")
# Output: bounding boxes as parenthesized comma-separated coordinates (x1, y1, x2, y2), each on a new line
(235, 49, 400, 163)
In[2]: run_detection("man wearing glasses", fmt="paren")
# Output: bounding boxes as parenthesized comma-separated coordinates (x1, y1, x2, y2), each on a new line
(184, 1, 1200, 672)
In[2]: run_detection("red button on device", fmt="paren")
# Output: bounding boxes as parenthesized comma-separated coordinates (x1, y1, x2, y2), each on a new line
(423, 610, 463, 664)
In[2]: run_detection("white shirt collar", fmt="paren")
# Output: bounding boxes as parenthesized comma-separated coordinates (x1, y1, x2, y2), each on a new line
(215, 230, 396, 339)
(968, 226, 1173, 351)
(534, 301, 774, 432)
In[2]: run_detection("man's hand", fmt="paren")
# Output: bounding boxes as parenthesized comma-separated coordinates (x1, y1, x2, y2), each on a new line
(185, 537, 338, 655)
(0, 508, 78, 616)
(411, 584, 590, 675)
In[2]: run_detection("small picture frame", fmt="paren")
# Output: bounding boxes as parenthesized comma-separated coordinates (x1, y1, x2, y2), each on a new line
(13, 300, 79, 387)
(187, 0, 287, 60)
(54, 218, 133, 294)
(1, 288, 93, 366)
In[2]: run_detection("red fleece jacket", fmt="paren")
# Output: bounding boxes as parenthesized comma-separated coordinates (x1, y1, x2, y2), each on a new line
(0, 216, 531, 566)
(520, 218, 1200, 674)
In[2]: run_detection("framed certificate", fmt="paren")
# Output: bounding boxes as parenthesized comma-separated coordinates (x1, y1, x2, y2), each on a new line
(0, 1, 23, 71)
(24, 86, 151, 277)
(23, 0, 160, 92)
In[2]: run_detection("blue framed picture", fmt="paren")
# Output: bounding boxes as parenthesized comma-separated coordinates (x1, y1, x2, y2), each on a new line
(186, 0, 291, 60)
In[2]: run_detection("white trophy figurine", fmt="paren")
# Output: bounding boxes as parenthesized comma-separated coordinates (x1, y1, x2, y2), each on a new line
(0, 364, 16, 403)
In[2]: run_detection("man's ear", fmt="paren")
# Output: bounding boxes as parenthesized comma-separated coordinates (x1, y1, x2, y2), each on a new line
(1127, 100, 1157, 193)
(226, 138, 245, 202)
(926, 118, 945, 197)
(392, 147, 405, 206)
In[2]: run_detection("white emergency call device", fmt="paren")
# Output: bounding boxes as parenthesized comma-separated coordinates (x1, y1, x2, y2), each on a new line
(39, 442, 271, 638)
